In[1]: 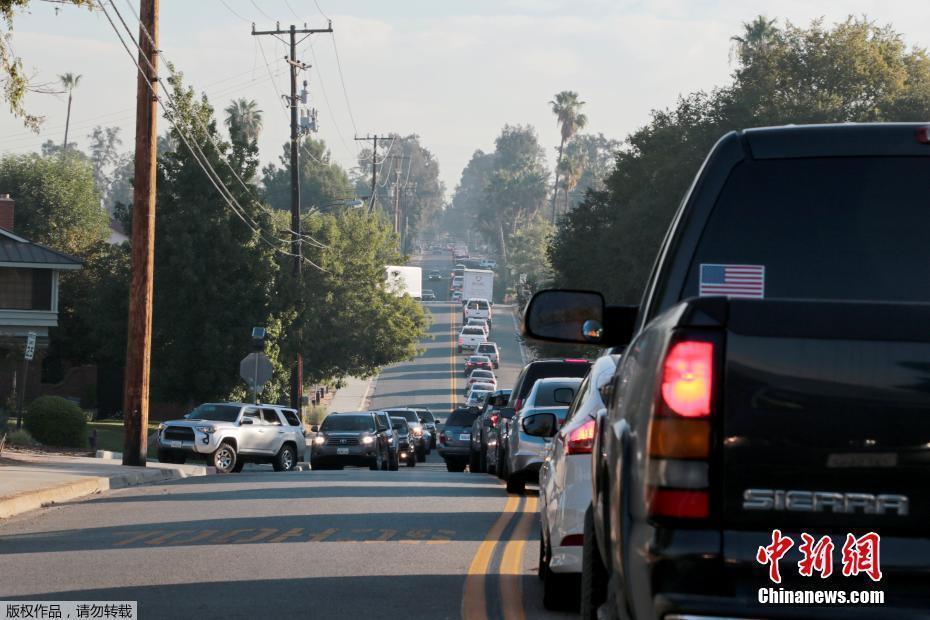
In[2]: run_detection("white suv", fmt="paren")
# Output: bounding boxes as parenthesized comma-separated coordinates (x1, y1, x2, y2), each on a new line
(457, 325, 487, 353)
(157, 402, 306, 473)
(463, 298, 492, 325)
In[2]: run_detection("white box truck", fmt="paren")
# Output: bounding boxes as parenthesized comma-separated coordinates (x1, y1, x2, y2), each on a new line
(461, 268, 494, 302)
(385, 265, 423, 300)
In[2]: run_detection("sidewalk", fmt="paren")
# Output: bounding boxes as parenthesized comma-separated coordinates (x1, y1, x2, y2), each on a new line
(0, 451, 212, 520)
(327, 375, 376, 413)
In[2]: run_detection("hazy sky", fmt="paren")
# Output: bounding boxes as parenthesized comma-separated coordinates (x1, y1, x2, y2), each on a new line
(2, 0, 929, 199)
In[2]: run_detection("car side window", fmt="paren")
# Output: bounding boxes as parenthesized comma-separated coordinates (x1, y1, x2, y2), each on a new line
(563, 375, 590, 425)
(261, 408, 282, 425)
(281, 410, 301, 426)
(242, 408, 260, 423)
(376, 413, 390, 432)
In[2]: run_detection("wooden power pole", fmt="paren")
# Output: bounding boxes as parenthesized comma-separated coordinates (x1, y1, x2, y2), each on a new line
(252, 21, 332, 411)
(355, 134, 390, 213)
(122, 0, 159, 467)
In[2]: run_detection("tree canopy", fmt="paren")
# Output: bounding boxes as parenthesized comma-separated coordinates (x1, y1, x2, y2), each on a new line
(549, 16, 930, 305)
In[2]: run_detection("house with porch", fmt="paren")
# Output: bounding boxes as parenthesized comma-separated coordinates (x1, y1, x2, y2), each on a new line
(0, 194, 82, 409)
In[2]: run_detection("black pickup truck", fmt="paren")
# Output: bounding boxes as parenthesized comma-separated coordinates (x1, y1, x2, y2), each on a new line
(524, 123, 929, 619)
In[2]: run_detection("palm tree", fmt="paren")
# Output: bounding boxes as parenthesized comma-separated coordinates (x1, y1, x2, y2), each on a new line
(559, 155, 584, 215)
(59, 72, 81, 153)
(549, 90, 587, 222)
(730, 15, 778, 62)
(224, 98, 263, 142)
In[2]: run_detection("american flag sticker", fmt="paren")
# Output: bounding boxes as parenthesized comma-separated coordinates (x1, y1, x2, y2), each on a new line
(699, 264, 765, 299)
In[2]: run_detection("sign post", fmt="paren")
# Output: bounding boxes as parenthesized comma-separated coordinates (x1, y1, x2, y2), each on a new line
(16, 332, 36, 430)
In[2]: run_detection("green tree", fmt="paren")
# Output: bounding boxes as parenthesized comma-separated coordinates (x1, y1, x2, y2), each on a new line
(87, 125, 122, 203)
(262, 137, 354, 213)
(150, 74, 279, 405)
(0, 152, 107, 255)
(561, 133, 621, 206)
(224, 98, 263, 143)
(548, 91, 587, 222)
(731, 15, 779, 63)
(59, 72, 80, 152)
(549, 16, 930, 305)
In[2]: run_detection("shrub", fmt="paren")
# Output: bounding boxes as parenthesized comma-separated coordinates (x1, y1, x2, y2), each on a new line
(24, 396, 87, 448)
(7, 429, 36, 447)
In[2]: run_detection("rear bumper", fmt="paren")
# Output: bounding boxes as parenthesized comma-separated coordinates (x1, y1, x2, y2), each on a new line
(438, 446, 470, 460)
(549, 544, 582, 574)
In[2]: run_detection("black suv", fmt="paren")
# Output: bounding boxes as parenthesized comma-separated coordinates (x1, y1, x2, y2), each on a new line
(389, 416, 417, 467)
(469, 389, 511, 474)
(405, 406, 438, 449)
(310, 411, 393, 471)
(438, 407, 481, 472)
(383, 408, 430, 462)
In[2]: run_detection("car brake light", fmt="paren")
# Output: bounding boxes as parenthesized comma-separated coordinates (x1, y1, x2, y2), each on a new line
(560, 534, 583, 546)
(490, 413, 499, 428)
(514, 398, 523, 412)
(646, 336, 716, 521)
(439, 431, 446, 445)
(563, 358, 588, 363)
(565, 418, 595, 455)
(458, 338, 463, 344)
(917, 126, 930, 143)
(661, 341, 713, 418)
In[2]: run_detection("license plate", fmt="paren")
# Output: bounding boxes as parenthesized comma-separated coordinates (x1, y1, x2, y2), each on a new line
(459, 433, 471, 441)
(337, 448, 349, 455)
(169, 441, 183, 448)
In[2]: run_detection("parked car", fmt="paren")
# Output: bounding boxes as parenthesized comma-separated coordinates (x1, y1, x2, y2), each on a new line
(476, 342, 500, 368)
(457, 326, 487, 352)
(309, 411, 392, 471)
(464, 355, 493, 375)
(428, 270, 443, 280)
(382, 408, 430, 462)
(389, 416, 416, 467)
(523, 123, 930, 619)
(469, 389, 510, 473)
(464, 368, 497, 393)
(438, 407, 481, 472)
(421, 289, 436, 301)
(405, 406, 438, 449)
(496, 359, 592, 481)
(157, 402, 305, 474)
(538, 354, 618, 610)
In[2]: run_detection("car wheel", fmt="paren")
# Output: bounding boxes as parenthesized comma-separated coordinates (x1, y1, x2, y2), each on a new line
(232, 459, 245, 473)
(430, 435, 437, 450)
(457, 346, 462, 353)
(156, 449, 173, 464)
(506, 474, 525, 494)
(580, 505, 608, 620)
(538, 528, 548, 581)
(370, 448, 384, 471)
(468, 448, 481, 473)
(273, 444, 296, 472)
(445, 460, 466, 473)
(543, 557, 580, 611)
(496, 446, 508, 480)
(390, 450, 400, 471)
(479, 446, 487, 473)
(416, 444, 426, 462)
(406, 453, 416, 467)
(211, 441, 237, 474)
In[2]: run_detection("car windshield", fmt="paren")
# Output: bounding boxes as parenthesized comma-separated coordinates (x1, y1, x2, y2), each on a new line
(320, 415, 375, 432)
(462, 327, 484, 335)
(471, 370, 493, 379)
(477, 344, 496, 353)
(186, 404, 241, 422)
(468, 356, 490, 363)
(447, 410, 480, 427)
(531, 380, 582, 406)
(386, 410, 420, 424)
(390, 418, 408, 433)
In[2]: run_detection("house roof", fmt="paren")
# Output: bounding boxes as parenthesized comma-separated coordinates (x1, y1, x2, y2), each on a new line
(0, 227, 83, 269)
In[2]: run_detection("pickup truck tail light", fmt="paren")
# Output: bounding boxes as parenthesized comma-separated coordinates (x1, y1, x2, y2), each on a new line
(514, 398, 524, 412)
(646, 335, 717, 521)
(439, 431, 446, 446)
(565, 417, 595, 455)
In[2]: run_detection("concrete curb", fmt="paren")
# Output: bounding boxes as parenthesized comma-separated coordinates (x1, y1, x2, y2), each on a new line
(0, 462, 212, 521)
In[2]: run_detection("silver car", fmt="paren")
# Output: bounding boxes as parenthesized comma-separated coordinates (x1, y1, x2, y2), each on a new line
(157, 402, 305, 474)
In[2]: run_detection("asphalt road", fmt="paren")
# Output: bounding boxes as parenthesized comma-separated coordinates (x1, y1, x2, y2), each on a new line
(0, 252, 570, 620)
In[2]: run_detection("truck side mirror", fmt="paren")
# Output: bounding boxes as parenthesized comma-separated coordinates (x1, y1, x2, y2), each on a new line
(310, 425, 319, 433)
(523, 289, 637, 346)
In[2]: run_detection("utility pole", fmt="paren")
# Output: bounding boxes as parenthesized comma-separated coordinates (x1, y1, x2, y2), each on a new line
(122, 0, 158, 467)
(253, 20, 332, 411)
(355, 134, 391, 214)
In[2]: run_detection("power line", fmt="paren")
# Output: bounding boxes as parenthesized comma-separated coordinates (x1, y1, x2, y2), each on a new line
(248, 0, 275, 22)
(98, 0, 329, 269)
(116, 0, 330, 250)
(218, 0, 250, 22)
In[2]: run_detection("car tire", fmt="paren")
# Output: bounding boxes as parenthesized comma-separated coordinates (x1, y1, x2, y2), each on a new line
(406, 453, 416, 467)
(416, 445, 426, 462)
(369, 449, 384, 471)
(468, 448, 481, 473)
(446, 460, 466, 473)
(430, 435, 437, 450)
(156, 449, 175, 464)
(479, 446, 487, 473)
(538, 528, 548, 581)
(457, 346, 463, 353)
(232, 459, 245, 473)
(580, 504, 608, 620)
(506, 474, 525, 494)
(272, 444, 296, 472)
(496, 446, 508, 480)
(211, 441, 237, 474)
(390, 450, 400, 471)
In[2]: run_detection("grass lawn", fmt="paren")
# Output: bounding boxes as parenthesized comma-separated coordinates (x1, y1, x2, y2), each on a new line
(87, 420, 160, 453)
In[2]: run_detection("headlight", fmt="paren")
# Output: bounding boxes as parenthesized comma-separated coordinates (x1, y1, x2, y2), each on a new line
(362, 435, 375, 445)
(195, 425, 215, 434)
(158, 423, 166, 431)
(413, 427, 423, 436)
(313, 436, 326, 445)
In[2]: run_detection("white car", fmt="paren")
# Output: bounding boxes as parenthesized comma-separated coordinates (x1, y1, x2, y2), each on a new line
(537, 354, 618, 610)
(479, 259, 497, 269)
(466, 318, 490, 335)
(463, 298, 492, 324)
(457, 325, 487, 352)
(465, 369, 497, 394)
(476, 342, 500, 368)
(465, 388, 493, 408)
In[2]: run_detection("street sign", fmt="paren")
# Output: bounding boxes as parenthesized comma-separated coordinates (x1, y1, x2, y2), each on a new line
(239, 352, 273, 396)
(24, 332, 36, 361)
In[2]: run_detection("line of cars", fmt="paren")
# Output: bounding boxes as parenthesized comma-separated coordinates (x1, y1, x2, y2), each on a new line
(508, 124, 930, 618)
